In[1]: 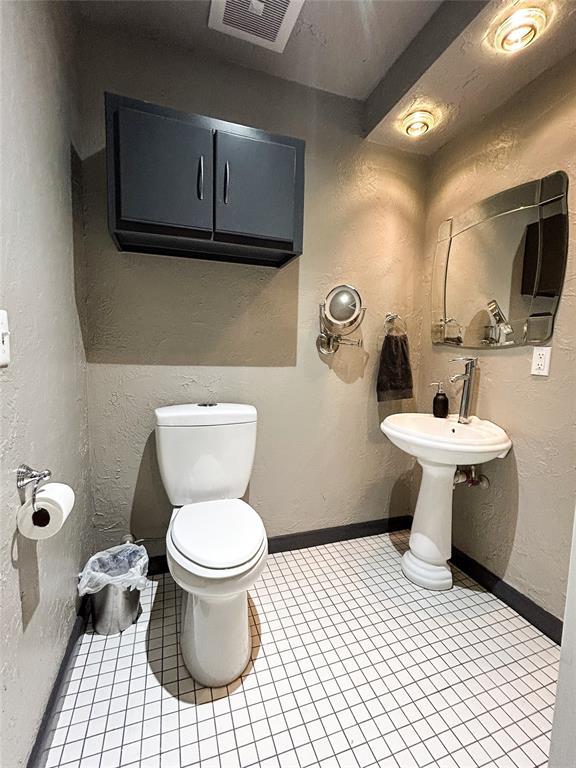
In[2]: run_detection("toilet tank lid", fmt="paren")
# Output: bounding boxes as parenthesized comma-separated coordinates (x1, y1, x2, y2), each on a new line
(155, 403, 257, 426)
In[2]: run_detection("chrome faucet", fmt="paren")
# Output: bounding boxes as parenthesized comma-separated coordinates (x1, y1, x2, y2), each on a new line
(450, 357, 478, 424)
(487, 299, 512, 336)
(486, 299, 513, 344)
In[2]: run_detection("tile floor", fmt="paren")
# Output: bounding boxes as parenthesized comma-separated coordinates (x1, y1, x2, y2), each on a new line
(40, 532, 560, 768)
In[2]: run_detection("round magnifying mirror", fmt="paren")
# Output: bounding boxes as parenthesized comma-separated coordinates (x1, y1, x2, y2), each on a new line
(324, 285, 363, 330)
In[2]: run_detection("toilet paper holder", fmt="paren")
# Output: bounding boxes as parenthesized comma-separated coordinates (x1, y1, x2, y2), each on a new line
(17, 464, 52, 512)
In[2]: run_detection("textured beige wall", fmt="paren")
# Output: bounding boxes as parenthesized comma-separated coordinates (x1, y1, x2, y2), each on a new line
(76, 29, 428, 554)
(0, 3, 92, 766)
(416, 52, 576, 620)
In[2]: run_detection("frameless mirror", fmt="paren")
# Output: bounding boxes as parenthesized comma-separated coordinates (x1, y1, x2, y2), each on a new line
(431, 171, 568, 348)
(317, 284, 366, 355)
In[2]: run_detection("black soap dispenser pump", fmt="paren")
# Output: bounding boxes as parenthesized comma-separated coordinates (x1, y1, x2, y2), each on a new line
(431, 382, 449, 418)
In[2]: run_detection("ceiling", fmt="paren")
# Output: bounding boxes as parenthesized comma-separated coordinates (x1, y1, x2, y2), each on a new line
(73, 0, 442, 100)
(367, 0, 576, 153)
(74, 0, 576, 156)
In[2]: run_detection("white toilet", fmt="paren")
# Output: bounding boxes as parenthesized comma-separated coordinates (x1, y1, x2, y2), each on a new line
(155, 403, 267, 688)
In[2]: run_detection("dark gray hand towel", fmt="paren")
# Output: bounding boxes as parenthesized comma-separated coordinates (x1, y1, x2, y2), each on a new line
(377, 334, 413, 401)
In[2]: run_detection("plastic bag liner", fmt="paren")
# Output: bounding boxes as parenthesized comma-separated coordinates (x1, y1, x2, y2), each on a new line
(78, 543, 149, 596)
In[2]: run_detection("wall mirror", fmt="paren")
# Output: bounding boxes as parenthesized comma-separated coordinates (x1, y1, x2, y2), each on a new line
(431, 171, 568, 348)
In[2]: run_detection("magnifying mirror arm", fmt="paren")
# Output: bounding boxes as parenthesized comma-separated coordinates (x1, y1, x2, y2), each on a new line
(317, 303, 365, 356)
(337, 336, 363, 347)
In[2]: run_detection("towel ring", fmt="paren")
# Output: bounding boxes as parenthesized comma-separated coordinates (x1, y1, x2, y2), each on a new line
(385, 313, 408, 335)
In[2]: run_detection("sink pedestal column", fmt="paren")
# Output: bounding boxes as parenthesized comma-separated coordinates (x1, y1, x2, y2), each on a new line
(402, 460, 455, 591)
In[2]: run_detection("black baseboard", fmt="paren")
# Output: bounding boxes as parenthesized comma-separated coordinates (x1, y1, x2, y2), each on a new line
(27, 596, 91, 768)
(268, 516, 412, 553)
(450, 547, 563, 645)
(149, 554, 168, 576)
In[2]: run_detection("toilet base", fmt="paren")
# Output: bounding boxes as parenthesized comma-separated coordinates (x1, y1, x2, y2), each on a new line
(180, 590, 251, 688)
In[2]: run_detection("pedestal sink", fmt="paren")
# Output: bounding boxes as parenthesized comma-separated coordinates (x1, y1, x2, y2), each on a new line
(381, 414, 512, 590)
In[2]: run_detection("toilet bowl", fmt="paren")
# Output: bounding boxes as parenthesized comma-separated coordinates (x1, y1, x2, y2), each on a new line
(155, 403, 267, 687)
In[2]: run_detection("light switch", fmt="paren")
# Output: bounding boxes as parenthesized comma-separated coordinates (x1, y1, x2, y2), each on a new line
(531, 346, 551, 376)
(0, 310, 9, 367)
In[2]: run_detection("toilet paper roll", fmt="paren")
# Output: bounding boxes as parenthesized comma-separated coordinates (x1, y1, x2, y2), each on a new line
(17, 482, 75, 540)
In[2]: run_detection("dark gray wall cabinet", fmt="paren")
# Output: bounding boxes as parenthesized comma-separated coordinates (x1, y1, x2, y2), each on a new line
(106, 93, 305, 267)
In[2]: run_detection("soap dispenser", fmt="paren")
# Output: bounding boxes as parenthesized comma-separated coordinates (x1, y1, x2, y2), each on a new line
(431, 382, 449, 418)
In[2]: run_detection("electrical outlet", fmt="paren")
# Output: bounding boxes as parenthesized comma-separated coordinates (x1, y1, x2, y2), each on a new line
(531, 346, 551, 376)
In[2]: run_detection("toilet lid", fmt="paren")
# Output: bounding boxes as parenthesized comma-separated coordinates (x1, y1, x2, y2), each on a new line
(170, 499, 266, 570)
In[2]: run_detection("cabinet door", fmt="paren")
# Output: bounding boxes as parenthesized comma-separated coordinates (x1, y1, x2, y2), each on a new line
(215, 131, 296, 244)
(117, 107, 213, 234)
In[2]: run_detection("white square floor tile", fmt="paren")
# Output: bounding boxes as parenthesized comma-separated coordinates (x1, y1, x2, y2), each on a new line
(38, 532, 559, 768)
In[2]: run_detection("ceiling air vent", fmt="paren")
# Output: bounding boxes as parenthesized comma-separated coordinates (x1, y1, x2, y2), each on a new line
(208, 0, 305, 53)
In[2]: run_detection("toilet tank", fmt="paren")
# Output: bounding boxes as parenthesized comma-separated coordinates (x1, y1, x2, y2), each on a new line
(155, 403, 257, 506)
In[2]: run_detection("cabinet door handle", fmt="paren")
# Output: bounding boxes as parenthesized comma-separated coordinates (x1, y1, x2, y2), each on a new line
(224, 161, 230, 205)
(197, 155, 204, 201)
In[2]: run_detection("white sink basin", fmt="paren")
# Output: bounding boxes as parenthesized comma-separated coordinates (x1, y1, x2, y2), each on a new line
(382, 413, 511, 466)
(381, 412, 512, 591)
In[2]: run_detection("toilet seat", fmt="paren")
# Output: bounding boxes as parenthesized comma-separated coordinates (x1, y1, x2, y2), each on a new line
(169, 499, 266, 577)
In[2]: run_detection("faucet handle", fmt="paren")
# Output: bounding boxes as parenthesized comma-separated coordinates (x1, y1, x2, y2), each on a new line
(450, 356, 478, 364)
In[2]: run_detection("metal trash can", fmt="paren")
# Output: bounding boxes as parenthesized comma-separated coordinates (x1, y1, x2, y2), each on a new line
(78, 542, 148, 635)
(91, 584, 141, 635)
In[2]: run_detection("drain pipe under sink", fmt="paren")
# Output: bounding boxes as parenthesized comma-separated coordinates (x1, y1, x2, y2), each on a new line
(453, 466, 490, 489)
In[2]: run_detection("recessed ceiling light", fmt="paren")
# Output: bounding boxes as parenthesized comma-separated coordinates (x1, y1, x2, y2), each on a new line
(402, 110, 435, 137)
(494, 7, 547, 52)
